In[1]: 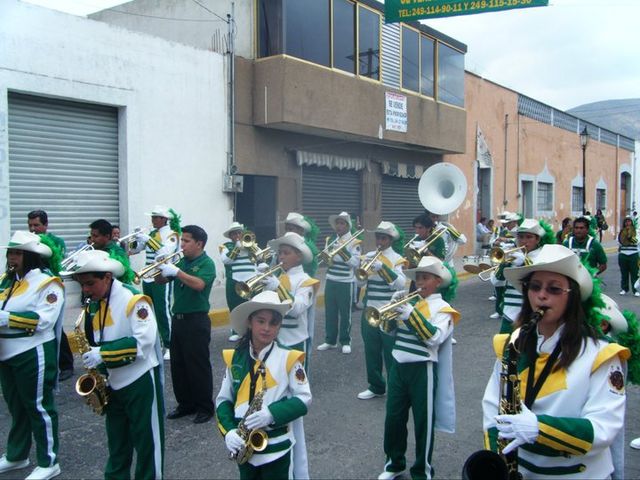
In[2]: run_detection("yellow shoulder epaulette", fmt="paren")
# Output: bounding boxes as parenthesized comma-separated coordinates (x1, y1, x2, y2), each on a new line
(439, 305, 461, 325)
(591, 343, 630, 374)
(301, 278, 320, 292)
(222, 349, 235, 368)
(37, 276, 64, 292)
(286, 349, 305, 373)
(126, 294, 152, 316)
(493, 333, 511, 359)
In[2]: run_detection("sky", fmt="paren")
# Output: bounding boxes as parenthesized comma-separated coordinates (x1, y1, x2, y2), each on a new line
(21, 0, 640, 112)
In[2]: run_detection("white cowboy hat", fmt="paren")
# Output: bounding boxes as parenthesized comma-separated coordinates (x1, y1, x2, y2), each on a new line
(328, 212, 352, 230)
(284, 212, 311, 234)
(499, 211, 520, 224)
(517, 219, 544, 238)
(370, 221, 399, 240)
(1, 231, 52, 258)
(61, 250, 124, 278)
(503, 244, 593, 300)
(267, 232, 313, 264)
(597, 294, 628, 336)
(230, 290, 292, 336)
(145, 205, 172, 218)
(405, 255, 452, 288)
(223, 222, 245, 239)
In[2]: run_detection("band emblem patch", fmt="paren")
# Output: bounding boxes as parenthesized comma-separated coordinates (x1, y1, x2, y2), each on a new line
(136, 306, 149, 320)
(295, 366, 306, 383)
(608, 365, 625, 395)
(46, 292, 58, 304)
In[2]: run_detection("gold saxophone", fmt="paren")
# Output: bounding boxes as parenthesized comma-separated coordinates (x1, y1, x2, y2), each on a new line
(620, 225, 637, 245)
(230, 362, 269, 465)
(462, 309, 546, 480)
(73, 299, 110, 415)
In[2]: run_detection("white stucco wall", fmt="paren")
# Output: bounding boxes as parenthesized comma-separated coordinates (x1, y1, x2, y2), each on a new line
(0, 0, 232, 278)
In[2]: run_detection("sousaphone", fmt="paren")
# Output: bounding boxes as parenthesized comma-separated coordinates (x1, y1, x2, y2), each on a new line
(418, 163, 467, 215)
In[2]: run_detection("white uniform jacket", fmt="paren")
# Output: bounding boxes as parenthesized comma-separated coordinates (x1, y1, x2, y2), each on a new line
(0, 269, 64, 361)
(274, 265, 319, 347)
(325, 232, 361, 283)
(357, 247, 406, 309)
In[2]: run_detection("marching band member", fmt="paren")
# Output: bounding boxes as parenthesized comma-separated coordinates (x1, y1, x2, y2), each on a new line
(219, 222, 257, 342)
(490, 219, 554, 334)
(617, 216, 639, 296)
(283, 212, 320, 279)
(0, 231, 64, 480)
(482, 245, 629, 479)
(129, 206, 181, 358)
(26, 210, 74, 381)
(156, 225, 217, 424)
(378, 256, 459, 480)
(555, 217, 572, 244)
(67, 250, 164, 480)
(356, 221, 407, 401)
(215, 290, 312, 480)
(262, 232, 319, 479)
(408, 214, 445, 264)
(563, 216, 607, 275)
(317, 212, 360, 354)
(90, 219, 129, 263)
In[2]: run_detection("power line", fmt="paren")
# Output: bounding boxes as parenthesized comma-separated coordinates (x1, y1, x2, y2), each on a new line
(108, 8, 221, 22)
(189, 0, 228, 23)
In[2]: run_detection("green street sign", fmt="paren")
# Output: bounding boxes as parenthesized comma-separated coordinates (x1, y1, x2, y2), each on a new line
(384, 0, 549, 23)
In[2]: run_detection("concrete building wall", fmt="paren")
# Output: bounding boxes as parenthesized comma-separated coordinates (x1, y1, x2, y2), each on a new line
(444, 72, 633, 255)
(0, 0, 231, 274)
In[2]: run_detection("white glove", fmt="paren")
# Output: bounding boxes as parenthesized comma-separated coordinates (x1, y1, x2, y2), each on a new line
(224, 429, 244, 455)
(0, 310, 9, 327)
(82, 346, 103, 369)
(244, 407, 274, 430)
(159, 263, 180, 278)
(262, 275, 280, 291)
(332, 254, 342, 263)
(509, 251, 526, 267)
(495, 402, 539, 455)
(395, 303, 413, 321)
(135, 233, 151, 244)
(256, 263, 270, 273)
(634, 278, 640, 292)
(365, 251, 377, 259)
(371, 260, 383, 272)
(235, 240, 242, 249)
(391, 290, 407, 301)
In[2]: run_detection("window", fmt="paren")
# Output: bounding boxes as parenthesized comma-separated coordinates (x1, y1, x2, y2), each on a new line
(333, 0, 355, 73)
(537, 182, 553, 212)
(437, 43, 464, 106)
(402, 27, 419, 92)
(572, 186, 584, 213)
(258, 0, 283, 58)
(358, 6, 380, 80)
(596, 188, 606, 210)
(420, 36, 434, 97)
(285, 0, 330, 67)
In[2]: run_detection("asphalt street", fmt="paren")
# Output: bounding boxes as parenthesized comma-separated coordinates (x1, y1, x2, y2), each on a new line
(0, 252, 639, 479)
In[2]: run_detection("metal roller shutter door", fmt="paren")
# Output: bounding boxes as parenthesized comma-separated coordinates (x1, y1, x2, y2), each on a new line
(8, 92, 119, 247)
(302, 166, 361, 250)
(381, 176, 423, 236)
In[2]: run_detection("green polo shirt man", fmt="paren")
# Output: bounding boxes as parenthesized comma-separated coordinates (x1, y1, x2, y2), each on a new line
(156, 225, 217, 424)
(563, 216, 607, 274)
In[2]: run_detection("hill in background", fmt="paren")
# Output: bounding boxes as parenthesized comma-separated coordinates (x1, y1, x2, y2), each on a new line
(567, 98, 640, 140)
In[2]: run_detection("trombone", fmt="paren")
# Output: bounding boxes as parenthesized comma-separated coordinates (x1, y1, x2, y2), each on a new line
(240, 231, 273, 264)
(133, 249, 183, 284)
(61, 243, 95, 269)
(478, 246, 529, 281)
(235, 263, 284, 300)
(355, 248, 383, 282)
(317, 229, 364, 266)
(364, 290, 422, 328)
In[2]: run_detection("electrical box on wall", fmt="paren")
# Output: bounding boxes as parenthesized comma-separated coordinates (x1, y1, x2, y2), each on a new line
(223, 174, 244, 193)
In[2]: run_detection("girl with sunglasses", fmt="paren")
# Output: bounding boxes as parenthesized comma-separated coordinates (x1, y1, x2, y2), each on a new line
(481, 244, 630, 479)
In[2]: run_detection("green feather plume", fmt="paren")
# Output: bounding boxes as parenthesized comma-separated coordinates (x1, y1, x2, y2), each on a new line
(616, 310, 640, 385)
(538, 219, 557, 247)
(303, 238, 319, 277)
(38, 234, 63, 276)
(440, 262, 458, 303)
(392, 225, 406, 255)
(108, 249, 135, 285)
(169, 208, 182, 235)
(304, 215, 319, 244)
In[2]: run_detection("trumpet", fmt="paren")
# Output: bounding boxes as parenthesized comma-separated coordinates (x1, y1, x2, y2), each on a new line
(61, 243, 95, 269)
(248, 246, 273, 264)
(403, 225, 448, 265)
(118, 227, 149, 245)
(365, 290, 422, 328)
(133, 250, 183, 284)
(478, 246, 529, 281)
(235, 263, 284, 300)
(0, 265, 16, 283)
(317, 229, 364, 266)
(355, 248, 383, 282)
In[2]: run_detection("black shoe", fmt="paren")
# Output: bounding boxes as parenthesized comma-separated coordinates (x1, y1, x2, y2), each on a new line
(193, 411, 213, 424)
(166, 407, 196, 420)
(58, 370, 74, 382)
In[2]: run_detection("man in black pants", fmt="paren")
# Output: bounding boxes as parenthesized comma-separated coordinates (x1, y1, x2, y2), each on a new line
(156, 225, 216, 424)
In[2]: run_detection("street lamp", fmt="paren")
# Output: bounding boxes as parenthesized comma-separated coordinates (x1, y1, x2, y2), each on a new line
(580, 126, 589, 214)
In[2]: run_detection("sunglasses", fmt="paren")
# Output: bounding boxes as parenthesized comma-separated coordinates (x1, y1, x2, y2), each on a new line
(523, 281, 571, 296)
